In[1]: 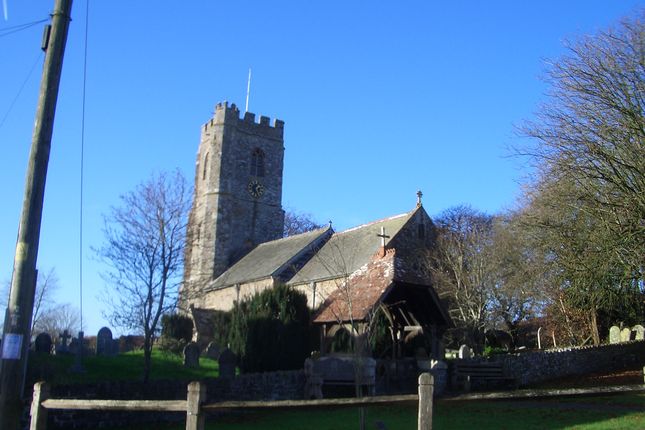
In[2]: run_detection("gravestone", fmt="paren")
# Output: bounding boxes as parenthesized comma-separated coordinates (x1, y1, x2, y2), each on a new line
(206, 342, 221, 360)
(609, 326, 621, 344)
(633, 325, 645, 341)
(458, 344, 471, 359)
(218, 348, 236, 378)
(620, 327, 632, 342)
(183, 342, 200, 368)
(96, 327, 117, 356)
(34, 332, 52, 354)
(56, 329, 72, 354)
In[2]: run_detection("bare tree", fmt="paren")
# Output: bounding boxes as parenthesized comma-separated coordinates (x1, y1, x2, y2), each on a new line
(519, 11, 644, 275)
(97, 170, 191, 382)
(311, 240, 381, 430)
(33, 303, 81, 340)
(487, 215, 544, 341)
(31, 268, 59, 334)
(2, 267, 66, 338)
(283, 207, 322, 237)
(516, 12, 645, 345)
(432, 206, 495, 350)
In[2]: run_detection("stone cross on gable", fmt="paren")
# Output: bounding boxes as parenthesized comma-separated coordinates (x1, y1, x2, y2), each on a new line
(417, 190, 423, 207)
(377, 226, 390, 248)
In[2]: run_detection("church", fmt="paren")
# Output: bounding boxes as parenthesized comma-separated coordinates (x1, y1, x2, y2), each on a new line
(179, 101, 451, 359)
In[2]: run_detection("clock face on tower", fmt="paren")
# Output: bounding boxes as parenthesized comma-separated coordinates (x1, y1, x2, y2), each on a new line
(247, 179, 265, 199)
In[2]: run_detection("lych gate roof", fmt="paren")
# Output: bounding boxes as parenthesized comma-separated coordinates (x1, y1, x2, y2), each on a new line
(288, 211, 414, 285)
(312, 249, 396, 323)
(312, 248, 453, 327)
(210, 226, 332, 289)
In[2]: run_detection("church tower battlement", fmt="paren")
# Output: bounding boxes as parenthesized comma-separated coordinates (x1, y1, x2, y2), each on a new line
(202, 101, 284, 137)
(183, 102, 285, 301)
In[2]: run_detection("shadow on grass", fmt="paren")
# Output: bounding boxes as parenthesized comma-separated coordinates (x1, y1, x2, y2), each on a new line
(97, 393, 645, 430)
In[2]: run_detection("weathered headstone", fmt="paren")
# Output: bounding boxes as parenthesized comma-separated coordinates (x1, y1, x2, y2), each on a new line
(218, 348, 236, 378)
(609, 326, 621, 344)
(96, 327, 116, 356)
(620, 327, 632, 342)
(56, 329, 72, 354)
(34, 332, 52, 354)
(633, 325, 645, 341)
(206, 342, 221, 360)
(183, 342, 200, 368)
(458, 344, 471, 359)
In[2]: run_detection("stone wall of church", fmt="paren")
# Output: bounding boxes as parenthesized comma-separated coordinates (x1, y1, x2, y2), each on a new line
(293, 278, 344, 311)
(198, 277, 275, 311)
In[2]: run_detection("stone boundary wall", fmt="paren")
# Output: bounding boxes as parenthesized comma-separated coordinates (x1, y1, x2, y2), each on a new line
(494, 340, 645, 387)
(45, 370, 305, 429)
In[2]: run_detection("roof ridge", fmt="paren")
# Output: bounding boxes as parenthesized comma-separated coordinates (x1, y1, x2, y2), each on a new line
(336, 211, 412, 235)
(256, 225, 331, 247)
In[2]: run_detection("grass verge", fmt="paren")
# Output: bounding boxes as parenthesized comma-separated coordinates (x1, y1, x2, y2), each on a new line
(28, 349, 219, 385)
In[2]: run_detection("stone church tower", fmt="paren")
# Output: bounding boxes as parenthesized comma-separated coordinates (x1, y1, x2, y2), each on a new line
(183, 102, 285, 292)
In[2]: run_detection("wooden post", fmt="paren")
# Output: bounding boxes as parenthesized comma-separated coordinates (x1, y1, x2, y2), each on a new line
(186, 381, 206, 430)
(0, 1, 73, 429)
(29, 382, 49, 430)
(418, 372, 434, 430)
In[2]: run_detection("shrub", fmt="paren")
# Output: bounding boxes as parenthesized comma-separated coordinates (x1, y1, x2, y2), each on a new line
(211, 310, 232, 348)
(161, 313, 193, 342)
(228, 284, 310, 372)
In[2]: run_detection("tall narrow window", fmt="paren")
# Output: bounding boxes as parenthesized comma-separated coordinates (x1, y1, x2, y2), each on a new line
(202, 153, 209, 180)
(250, 148, 265, 177)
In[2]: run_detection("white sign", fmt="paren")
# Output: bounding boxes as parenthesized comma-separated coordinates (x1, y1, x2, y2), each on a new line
(1, 333, 22, 359)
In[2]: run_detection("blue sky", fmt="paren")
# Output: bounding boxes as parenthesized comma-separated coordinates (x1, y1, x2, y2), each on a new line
(1, 1, 641, 335)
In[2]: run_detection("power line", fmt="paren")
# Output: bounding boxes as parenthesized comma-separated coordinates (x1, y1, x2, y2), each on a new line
(78, 0, 90, 333)
(0, 51, 42, 130)
(0, 18, 48, 38)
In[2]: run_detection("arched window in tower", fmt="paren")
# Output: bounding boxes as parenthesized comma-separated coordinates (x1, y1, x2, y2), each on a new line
(250, 148, 265, 177)
(202, 153, 209, 181)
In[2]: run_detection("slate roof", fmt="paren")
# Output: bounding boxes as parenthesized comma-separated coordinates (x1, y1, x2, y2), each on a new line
(209, 226, 332, 289)
(288, 210, 415, 285)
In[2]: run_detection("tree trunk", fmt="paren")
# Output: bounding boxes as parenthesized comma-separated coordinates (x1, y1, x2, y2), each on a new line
(143, 334, 152, 383)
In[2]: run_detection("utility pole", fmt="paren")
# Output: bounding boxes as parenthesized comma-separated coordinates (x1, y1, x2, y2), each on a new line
(0, 0, 72, 428)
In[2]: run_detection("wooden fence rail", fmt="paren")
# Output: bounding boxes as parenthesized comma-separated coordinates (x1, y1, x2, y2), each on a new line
(30, 373, 434, 430)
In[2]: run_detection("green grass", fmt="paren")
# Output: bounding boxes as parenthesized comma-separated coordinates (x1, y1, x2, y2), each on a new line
(99, 394, 645, 430)
(28, 349, 219, 385)
(27, 352, 645, 428)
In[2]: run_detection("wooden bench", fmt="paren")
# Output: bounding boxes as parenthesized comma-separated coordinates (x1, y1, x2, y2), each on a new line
(304, 356, 376, 399)
(451, 361, 516, 392)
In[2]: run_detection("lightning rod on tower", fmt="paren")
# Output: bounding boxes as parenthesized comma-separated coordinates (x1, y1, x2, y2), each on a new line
(245, 68, 252, 112)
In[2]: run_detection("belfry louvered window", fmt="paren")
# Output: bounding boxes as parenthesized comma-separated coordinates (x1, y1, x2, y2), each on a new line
(251, 148, 265, 177)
